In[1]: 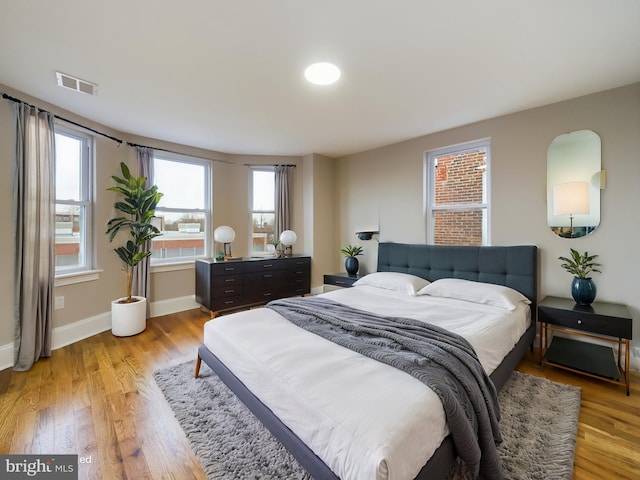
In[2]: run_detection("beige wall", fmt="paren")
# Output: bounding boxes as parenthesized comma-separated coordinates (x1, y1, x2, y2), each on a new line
(334, 82, 640, 360)
(303, 153, 337, 288)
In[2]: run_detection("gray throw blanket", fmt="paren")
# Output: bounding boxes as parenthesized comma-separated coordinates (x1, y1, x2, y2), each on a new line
(267, 296, 504, 480)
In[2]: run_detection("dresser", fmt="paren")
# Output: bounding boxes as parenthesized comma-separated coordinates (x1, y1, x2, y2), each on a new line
(196, 256, 311, 317)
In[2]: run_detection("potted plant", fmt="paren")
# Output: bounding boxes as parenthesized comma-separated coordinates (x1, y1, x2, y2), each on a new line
(106, 162, 163, 336)
(558, 248, 602, 305)
(341, 244, 364, 275)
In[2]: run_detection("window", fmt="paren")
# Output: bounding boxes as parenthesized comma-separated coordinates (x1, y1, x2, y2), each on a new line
(425, 139, 490, 246)
(151, 154, 211, 264)
(250, 168, 275, 255)
(54, 126, 93, 274)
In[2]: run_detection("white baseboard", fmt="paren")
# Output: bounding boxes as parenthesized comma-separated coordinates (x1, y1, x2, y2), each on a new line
(0, 295, 200, 371)
(52, 311, 112, 350)
(150, 294, 200, 318)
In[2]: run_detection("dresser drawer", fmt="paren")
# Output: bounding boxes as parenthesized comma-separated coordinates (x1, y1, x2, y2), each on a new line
(281, 257, 311, 268)
(211, 275, 243, 288)
(211, 284, 243, 298)
(244, 260, 284, 273)
(290, 281, 311, 296)
(285, 265, 310, 279)
(245, 288, 284, 305)
(539, 306, 631, 338)
(209, 262, 245, 275)
(209, 295, 245, 311)
(245, 270, 287, 287)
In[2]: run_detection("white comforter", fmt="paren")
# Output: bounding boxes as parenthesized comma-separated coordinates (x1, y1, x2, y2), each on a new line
(203, 285, 530, 480)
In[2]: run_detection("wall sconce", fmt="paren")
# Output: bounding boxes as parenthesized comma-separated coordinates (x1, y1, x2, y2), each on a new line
(214, 225, 236, 259)
(553, 182, 589, 238)
(279, 230, 297, 257)
(356, 231, 378, 241)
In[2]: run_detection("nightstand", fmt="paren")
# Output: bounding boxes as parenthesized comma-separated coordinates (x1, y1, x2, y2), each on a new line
(323, 272, 364, 288)
(538, 296, 633, 395)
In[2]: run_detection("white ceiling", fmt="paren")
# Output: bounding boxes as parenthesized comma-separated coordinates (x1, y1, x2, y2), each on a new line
(1, 1, 639, 158)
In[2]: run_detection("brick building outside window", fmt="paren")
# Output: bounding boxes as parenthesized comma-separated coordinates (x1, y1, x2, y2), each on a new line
(426, 140, 490, 246)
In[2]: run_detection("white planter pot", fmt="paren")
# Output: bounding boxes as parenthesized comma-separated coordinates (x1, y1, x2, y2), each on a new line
(111, 296, 147, 336)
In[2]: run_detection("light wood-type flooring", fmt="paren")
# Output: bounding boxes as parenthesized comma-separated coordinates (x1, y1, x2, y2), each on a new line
(0, 308, 638, 479)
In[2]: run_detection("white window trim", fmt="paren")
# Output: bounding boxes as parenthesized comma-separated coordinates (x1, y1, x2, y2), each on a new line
(424, 138, 491, 245)
(54, 269, 103, 287)
(248, 166, 276, 255)
(151, 153, 212, 266)
(54, 124, 95, 277)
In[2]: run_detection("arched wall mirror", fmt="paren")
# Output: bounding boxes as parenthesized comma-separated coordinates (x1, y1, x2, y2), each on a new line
(547, 130, 601, 238)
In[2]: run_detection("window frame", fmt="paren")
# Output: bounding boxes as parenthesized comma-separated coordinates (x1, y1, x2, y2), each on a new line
(424, 138, 491, 246)
(151, 153, 212, 266)
(54, 124, 94, 276)
(249, 166, 276, 256)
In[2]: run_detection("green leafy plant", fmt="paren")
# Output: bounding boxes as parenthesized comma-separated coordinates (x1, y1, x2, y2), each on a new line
(106, 162, 163, 303)
(558, 248, 602, 279)
(340, 245, 364, 258)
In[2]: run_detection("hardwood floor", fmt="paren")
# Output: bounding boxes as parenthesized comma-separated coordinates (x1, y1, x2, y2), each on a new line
(0, 309, 638, 479)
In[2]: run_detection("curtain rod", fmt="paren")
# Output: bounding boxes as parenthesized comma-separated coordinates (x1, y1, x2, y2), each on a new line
(2, 92, 124, 145)
(244, 163, 297, 168)
(127, 141, 234, 165)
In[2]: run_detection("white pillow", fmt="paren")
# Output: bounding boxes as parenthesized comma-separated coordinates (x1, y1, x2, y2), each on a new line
(417, 278, 530, 310)
(353, 272, 430, 296)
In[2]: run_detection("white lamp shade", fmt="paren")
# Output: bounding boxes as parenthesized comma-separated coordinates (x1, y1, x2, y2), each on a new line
(279, 230, 297, 246)
(553, 182, 590, 216)
(214, 225, 235, 243)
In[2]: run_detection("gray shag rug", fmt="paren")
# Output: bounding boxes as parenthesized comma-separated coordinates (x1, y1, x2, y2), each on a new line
(154, 361, 580, 480)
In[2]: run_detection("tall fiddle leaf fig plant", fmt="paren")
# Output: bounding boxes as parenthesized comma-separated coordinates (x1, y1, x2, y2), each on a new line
(106, 162, 163, 303)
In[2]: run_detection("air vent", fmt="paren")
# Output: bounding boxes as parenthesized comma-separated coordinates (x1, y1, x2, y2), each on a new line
(56, 71, 98, 96)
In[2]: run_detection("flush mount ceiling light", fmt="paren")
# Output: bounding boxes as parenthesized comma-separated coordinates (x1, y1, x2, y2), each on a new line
(304, 62, 341, 85)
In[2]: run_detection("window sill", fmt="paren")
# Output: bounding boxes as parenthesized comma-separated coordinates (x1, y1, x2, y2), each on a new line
(55, 269, 103, 287)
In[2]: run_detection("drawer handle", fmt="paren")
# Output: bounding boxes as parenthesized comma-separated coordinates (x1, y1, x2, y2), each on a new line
(224, 300, 234, 305)
(295, 270, 303, 274)
(577, 319, 582, 325)
(263, 293, 272, 297)
(335, 281, 346, 285)
(224, 290, 235, 294)
(224, 278, 235, 283)
(264, 274, 272, 278)
(263, 264, 273, 268)
(224, 267, 235, 271)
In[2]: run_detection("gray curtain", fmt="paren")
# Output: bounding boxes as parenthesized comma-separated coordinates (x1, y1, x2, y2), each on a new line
(12, 104, 55, 371)
(134, 146, 154, 319)
(274, 165, 293, 239)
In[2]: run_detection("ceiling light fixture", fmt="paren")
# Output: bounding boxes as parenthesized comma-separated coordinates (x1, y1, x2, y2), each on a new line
(304, 62, 341, 85)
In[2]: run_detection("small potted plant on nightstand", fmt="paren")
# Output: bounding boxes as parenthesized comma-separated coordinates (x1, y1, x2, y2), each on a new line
(340, 245, 364, 276)
(558, 248, 602, 305)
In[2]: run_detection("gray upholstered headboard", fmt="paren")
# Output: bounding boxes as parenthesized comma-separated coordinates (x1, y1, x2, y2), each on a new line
(377, 243, 538, 311)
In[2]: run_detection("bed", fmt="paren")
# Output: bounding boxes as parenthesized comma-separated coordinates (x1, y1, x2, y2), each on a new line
(194, 243, 538, 480)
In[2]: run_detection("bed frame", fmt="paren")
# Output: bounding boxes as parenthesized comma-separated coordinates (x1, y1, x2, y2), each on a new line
(195, 243, 538, 480)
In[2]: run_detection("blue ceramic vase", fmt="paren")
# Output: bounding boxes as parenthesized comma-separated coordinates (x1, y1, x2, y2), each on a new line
(571, 277, 596, 305)
(345, 257, 359, 275)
